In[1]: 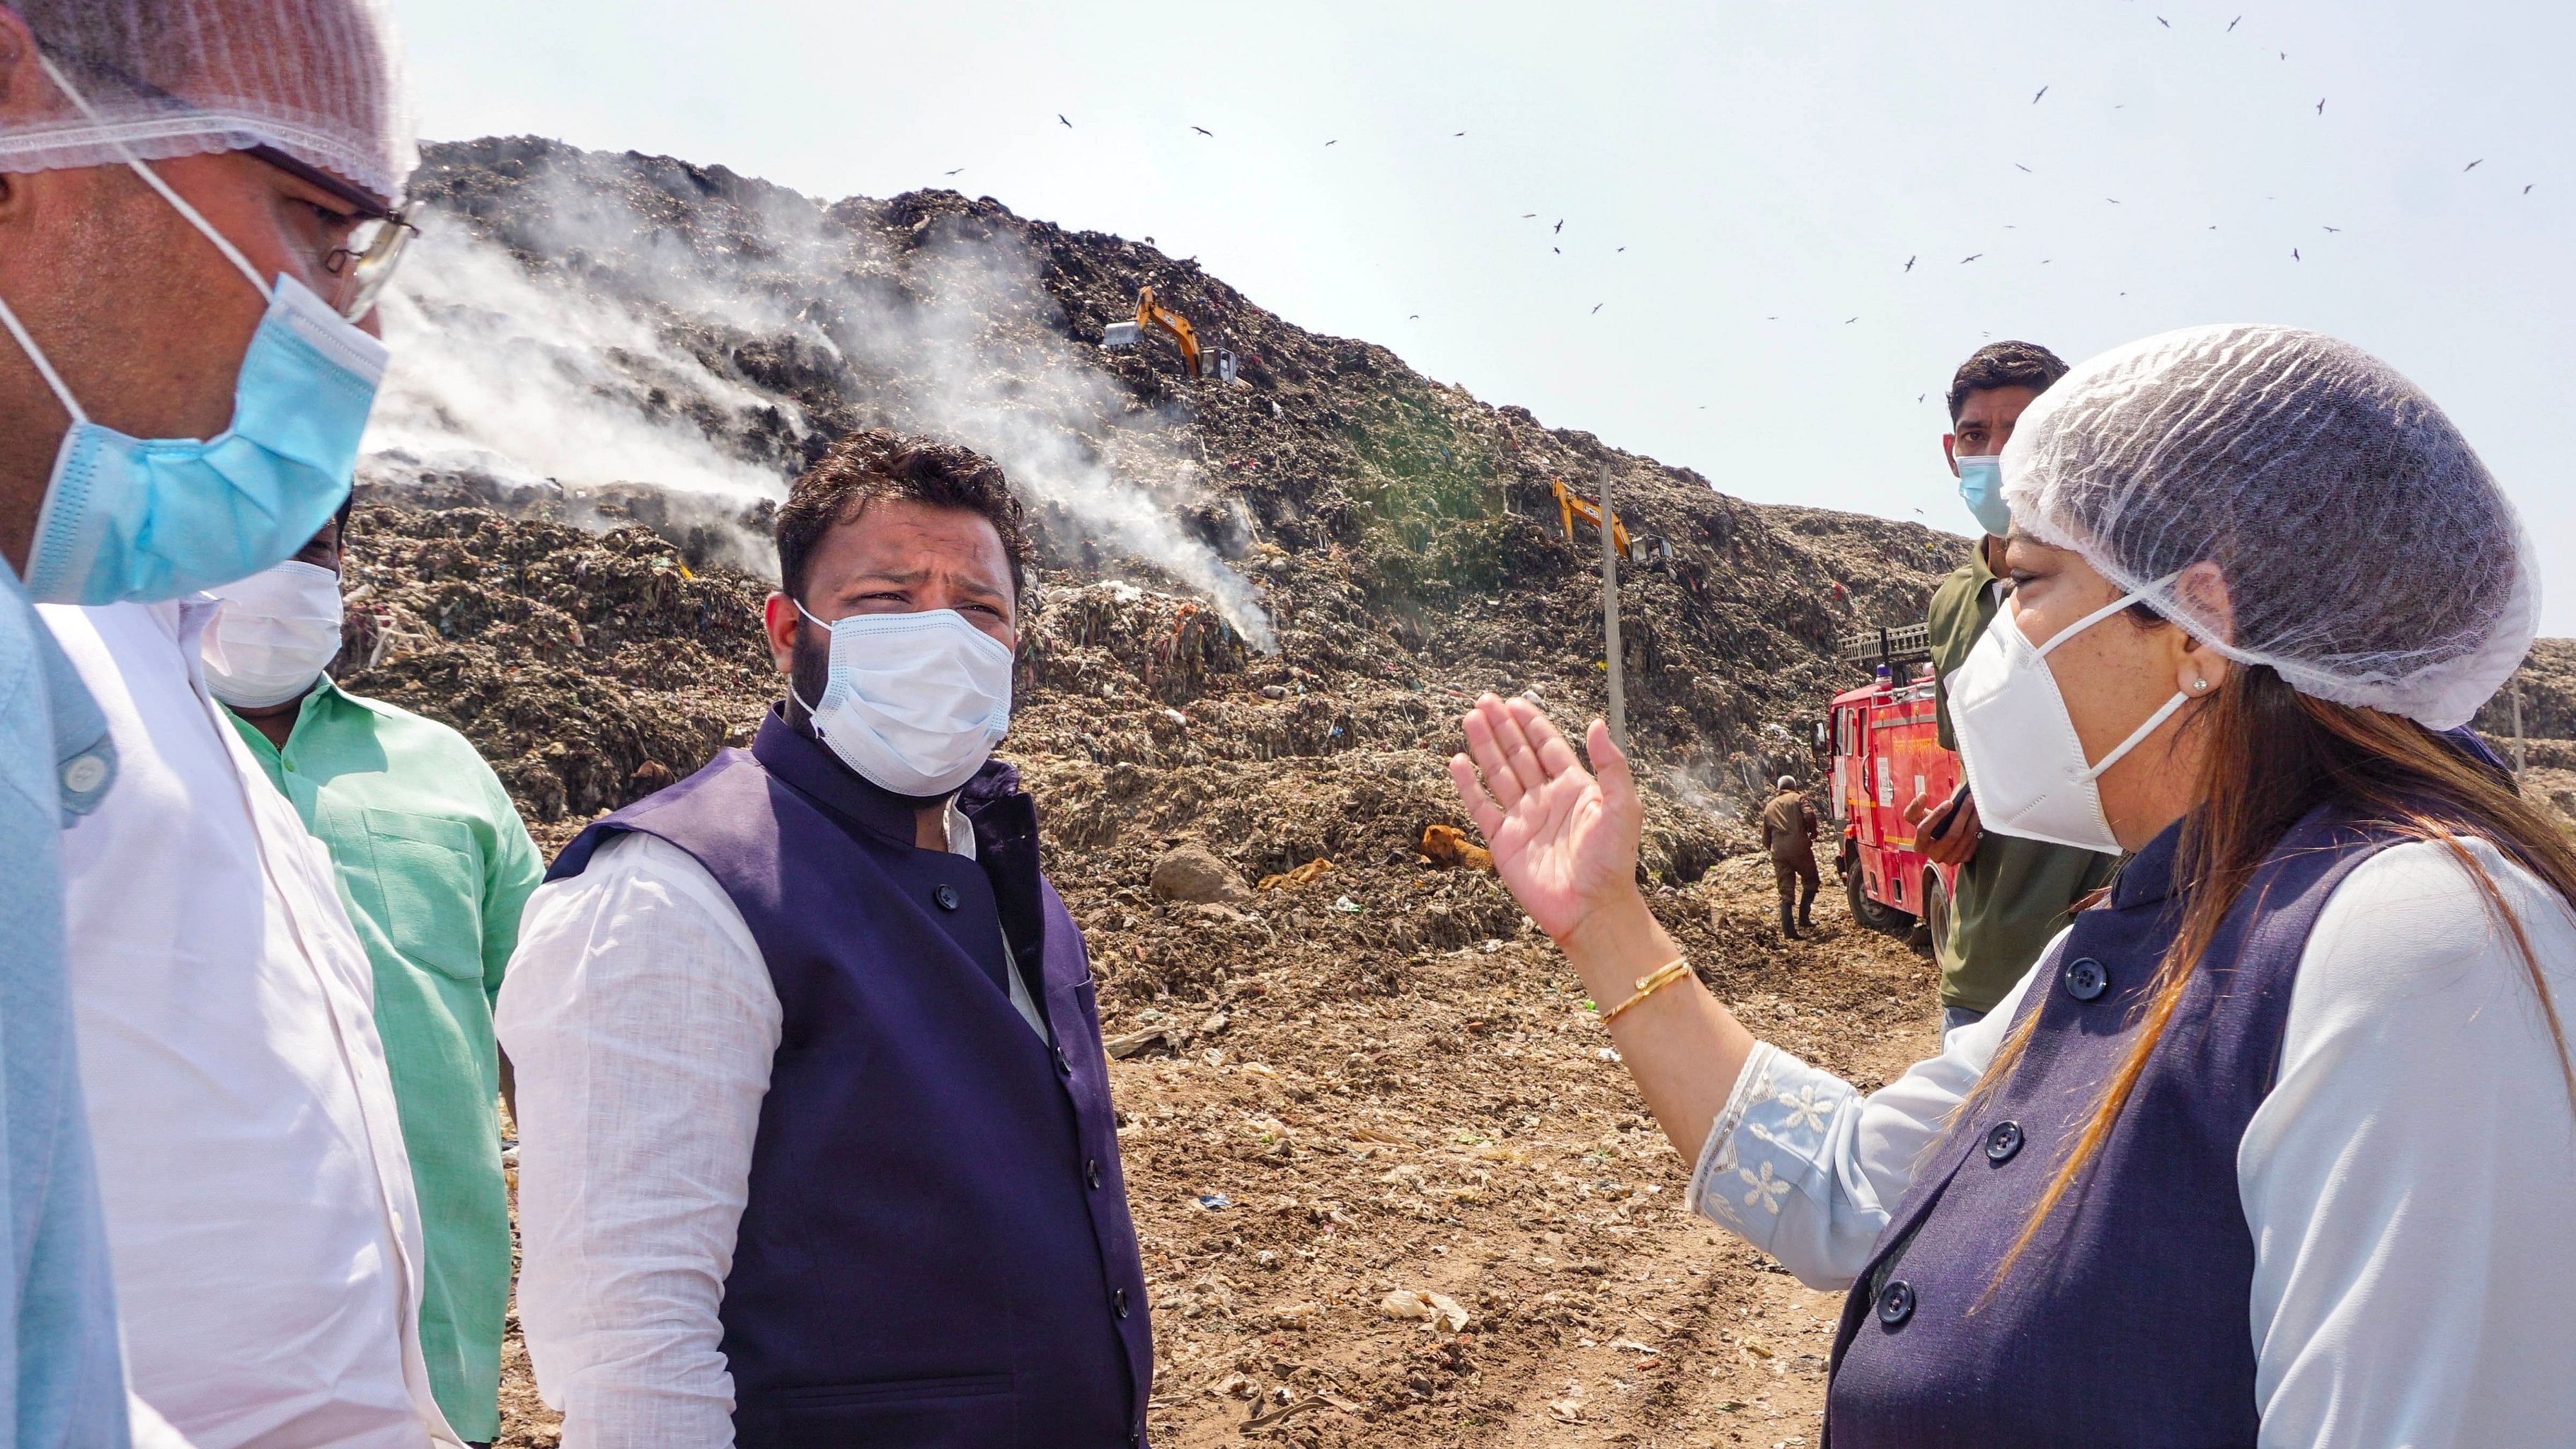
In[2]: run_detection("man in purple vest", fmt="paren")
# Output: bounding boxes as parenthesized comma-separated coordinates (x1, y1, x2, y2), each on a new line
(499, 429, 1154, 1447)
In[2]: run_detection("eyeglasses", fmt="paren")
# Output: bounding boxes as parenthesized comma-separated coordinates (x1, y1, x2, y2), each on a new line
(246, 144, 419, 322)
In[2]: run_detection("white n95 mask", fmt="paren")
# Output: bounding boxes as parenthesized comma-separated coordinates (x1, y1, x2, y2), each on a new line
(202, 560, 346, 708)
(1945, 578, 2187, 855)
(792, 601, 1013, 797)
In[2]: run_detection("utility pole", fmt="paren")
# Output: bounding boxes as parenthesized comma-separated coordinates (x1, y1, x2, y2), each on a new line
(1599, 461, 1626, 753)
(2513, 679, 2528, 778)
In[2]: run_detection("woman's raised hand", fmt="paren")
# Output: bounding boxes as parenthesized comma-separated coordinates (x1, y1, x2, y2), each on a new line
(1448, 694, 1643, 944)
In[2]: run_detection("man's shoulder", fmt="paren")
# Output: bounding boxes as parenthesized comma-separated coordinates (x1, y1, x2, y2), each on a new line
(328, 684, 498, 767)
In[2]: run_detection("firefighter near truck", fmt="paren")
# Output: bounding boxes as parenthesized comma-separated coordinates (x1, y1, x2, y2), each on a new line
(1816, 621, 1963, 960)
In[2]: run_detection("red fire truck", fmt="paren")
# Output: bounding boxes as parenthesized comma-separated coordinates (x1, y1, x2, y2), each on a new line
(1815, 622, 1962, 959)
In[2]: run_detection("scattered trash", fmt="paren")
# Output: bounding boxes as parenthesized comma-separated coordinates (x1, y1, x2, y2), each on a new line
(1379, 1288, 1470, 1332)
(1330, 895, 1364, 913)
(1194, 1193, 1231, 1211)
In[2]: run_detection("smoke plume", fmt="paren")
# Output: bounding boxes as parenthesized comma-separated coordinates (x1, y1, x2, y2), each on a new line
(362, 150, 1277, 651)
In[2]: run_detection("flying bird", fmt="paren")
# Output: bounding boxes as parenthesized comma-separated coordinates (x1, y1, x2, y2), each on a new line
(1844, 316, 1858, 325)
(1192, 125, 1213, 137)
(2464, 158, 2483, 171)
(2157, 15, 2170, 26)
(1058, 114, 1071, 128)
(1904, 255, 1916, 272)
(1522, 213, 1536, 218)
(2292, 247, 2301, 261)
(944, 167, 964, 175)
(2316, 98, 2325, 114)
(1551, 246, 1560, 254)
(1616, 246, 1626, 253)
(1325, 139, 1338, 146)
(2032, 85, 2049, 104)
(2526, 184, 2536, 194)
(2015, 163, 2033, 173)
(1553, 219, 1565, 233)
(1454, 131, 1466, 137)
(2228, 13, 2241, 29)
(2322, 224, 2341, 233)
(1960, 253, 1983, 263)
(1593, 304, 1604, 314)
(1408, 314, 1420, 320)
(2106, 196, 2122, 204)
(1917, 393, 1926, 403)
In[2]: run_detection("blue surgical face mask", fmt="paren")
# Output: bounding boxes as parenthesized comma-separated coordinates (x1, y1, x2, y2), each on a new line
(1955, 454, 2011, 538)
(0, 57, 384, 606)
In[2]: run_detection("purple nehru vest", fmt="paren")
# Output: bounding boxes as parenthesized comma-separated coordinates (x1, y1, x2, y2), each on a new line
(549, 712, 1153, 1447)
(1823, 805, 2400, 1448)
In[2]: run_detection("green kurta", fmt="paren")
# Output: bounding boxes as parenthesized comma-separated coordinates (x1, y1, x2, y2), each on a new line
(1926, 543, 2122, 1013)
(227, 677, 541, 1442)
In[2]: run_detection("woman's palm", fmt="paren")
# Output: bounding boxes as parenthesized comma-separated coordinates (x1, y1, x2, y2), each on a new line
(1451, 702, 1642, 942)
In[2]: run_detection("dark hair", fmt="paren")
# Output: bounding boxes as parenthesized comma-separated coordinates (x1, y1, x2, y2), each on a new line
(335, 493, 355, 542)
(774, 429, 1032, 604)
(1946, 340, 2071, 422)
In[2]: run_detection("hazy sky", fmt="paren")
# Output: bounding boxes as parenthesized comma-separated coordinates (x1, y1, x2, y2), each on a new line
(396, 0, 2575, 632)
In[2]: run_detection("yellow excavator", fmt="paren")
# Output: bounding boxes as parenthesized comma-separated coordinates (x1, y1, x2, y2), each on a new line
(1553, 475, 1633, 559)
(1102, 286, 1238, 382)
(1551, 476, 1674, 567)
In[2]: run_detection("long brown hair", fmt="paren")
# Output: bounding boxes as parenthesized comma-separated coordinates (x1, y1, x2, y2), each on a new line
(1974, 652, 2576, 1288)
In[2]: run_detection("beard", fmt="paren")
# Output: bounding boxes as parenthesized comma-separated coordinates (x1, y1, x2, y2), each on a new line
(787, 621, 832, 732)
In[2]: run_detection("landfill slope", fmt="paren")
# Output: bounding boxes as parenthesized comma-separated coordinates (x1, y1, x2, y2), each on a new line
(339, 139, 2558, 1446)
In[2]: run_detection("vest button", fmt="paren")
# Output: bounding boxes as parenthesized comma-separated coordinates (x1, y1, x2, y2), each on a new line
(1087, 1158, 1102, 1189)
(1984, 1119, 2024, 1163)
(1113, 1287, 1130, 1318)
(1876, 1278, 1915, 1327)
(1055, 1045, 1074, 1076)
(2062, 956, 2110, 1001)
(933, 884, 960, 911)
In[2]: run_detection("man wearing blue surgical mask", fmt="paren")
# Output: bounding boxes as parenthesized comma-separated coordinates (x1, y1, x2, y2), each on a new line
(1909, 341, 2121, 1039)
(500, 430, 1155, 1446)
(0, 1, 463, 1443)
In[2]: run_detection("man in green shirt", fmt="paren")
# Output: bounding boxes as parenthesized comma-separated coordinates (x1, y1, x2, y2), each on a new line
(1911, 342, 2120, 1037)
(201, 507, 542, 1448)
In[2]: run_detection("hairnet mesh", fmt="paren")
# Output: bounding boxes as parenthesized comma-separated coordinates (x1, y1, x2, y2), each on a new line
(2001, 323, 2536, 731)
(0, 0, 415, 202)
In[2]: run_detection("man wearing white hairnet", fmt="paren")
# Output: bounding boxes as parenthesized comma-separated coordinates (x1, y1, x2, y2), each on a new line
(0, 2, 463, 1445)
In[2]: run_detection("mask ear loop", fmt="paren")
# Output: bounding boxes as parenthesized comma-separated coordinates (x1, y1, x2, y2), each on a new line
(2030, 570, 2190, 658)
(38, 55, 272, 299)
(0, 289, 88, 425)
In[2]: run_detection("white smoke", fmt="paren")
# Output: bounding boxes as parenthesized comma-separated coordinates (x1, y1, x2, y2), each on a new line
(362, 156, 1276, 651)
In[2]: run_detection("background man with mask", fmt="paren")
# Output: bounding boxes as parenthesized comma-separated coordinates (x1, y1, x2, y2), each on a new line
(1907, 341, 2121, 1036)
(204, 504, 544, 1449)
(0, 1, 463, 1443)
(501, 429, 1154, 1446)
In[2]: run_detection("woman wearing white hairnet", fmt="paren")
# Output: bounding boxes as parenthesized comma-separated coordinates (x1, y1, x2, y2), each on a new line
(1453, 324, 2574, 1446)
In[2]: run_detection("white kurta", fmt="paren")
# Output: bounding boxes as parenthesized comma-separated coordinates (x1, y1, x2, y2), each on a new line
(44, 600, 458, 1449)
(1691, 836, 2576, 1448)
(498, 805, 1028, 1449)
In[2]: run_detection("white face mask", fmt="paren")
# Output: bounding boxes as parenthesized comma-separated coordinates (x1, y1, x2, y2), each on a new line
(202, 560, 345, 709)
(791, 601, 1014, 797)
(1945, 577, 2189, 855)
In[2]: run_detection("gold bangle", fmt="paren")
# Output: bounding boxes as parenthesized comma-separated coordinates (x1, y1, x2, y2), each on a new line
(1599, 958, 1692, 1024)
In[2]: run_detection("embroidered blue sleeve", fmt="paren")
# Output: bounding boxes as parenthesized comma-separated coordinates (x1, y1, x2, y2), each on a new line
(1687, 1042, 1890, 1290)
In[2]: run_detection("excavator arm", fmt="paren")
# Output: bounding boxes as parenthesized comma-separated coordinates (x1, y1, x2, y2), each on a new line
(1100, 285, 1237, 382)
(1551, 476, 1632, 559)
(1134, 287, 1202, 379)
